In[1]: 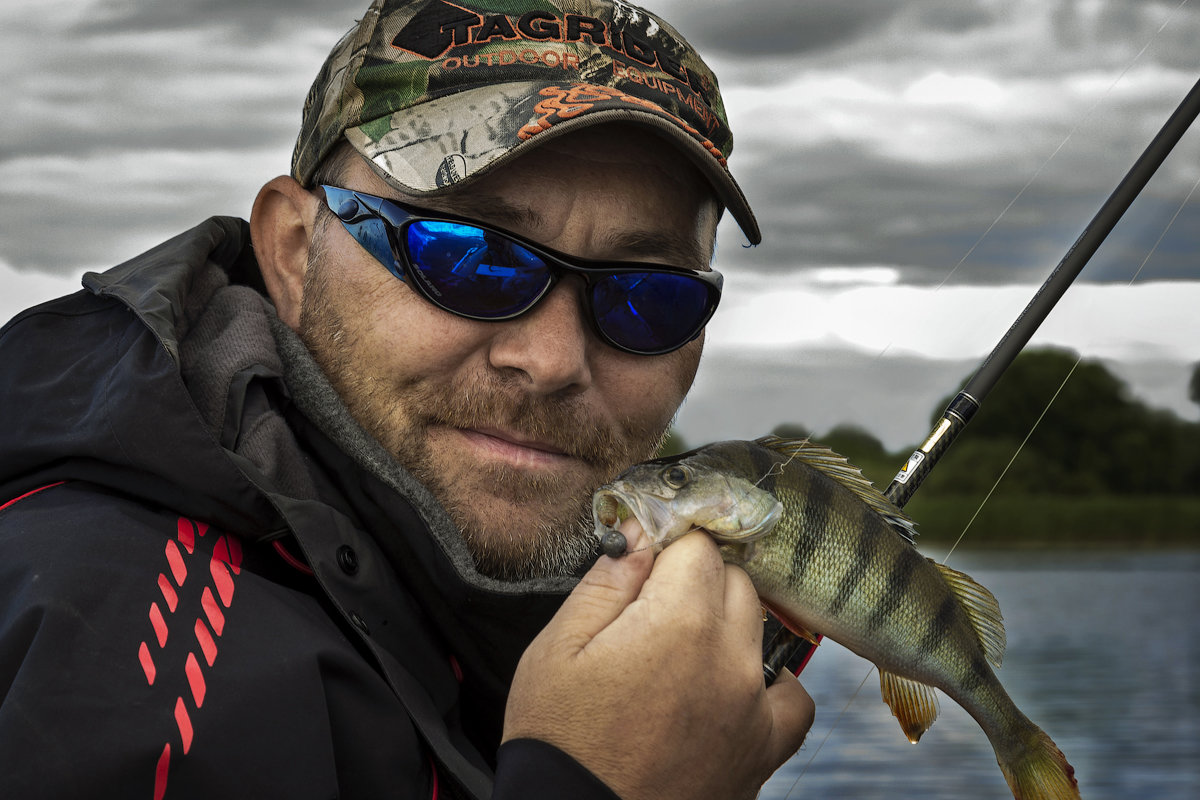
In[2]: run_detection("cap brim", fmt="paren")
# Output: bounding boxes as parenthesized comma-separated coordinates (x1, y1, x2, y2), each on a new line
(344, 81, 761, 245)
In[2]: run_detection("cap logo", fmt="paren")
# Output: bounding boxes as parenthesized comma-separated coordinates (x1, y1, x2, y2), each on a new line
(390, 0, 712, 99)
(436, 153, 468, 187)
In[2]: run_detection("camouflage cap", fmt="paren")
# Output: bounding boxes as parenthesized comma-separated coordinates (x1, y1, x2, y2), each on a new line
(292, 0, 760, 244)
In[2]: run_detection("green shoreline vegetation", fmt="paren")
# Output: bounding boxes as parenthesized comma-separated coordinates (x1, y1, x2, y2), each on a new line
(899, 494, 1200, 548)
(663, 348, 1200, 549)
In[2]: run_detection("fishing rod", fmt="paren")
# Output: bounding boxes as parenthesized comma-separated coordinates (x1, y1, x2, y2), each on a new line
(763, 74, 1200, 682)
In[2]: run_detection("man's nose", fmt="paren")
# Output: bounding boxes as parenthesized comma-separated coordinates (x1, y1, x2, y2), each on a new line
(485, 279, 594, 395)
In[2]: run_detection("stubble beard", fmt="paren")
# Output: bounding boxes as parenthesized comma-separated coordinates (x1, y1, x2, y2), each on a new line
(297, 235, 672, 580)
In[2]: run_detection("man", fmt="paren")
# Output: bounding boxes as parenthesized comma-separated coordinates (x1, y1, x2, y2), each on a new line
(0, 1, 814, 798)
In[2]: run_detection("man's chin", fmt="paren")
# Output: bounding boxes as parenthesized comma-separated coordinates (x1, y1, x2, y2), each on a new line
(392, 443, 602, 580)
(452, 497, 599, 581)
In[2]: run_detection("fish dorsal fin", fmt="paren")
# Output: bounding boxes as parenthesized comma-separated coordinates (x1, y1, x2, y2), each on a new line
(754, 435, 918, 545)
(879, 670, 940, 743)
(933, 560, 1007, 669)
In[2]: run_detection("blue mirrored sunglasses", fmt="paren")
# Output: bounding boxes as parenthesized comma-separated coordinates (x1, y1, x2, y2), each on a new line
(321, 185, 722, 356)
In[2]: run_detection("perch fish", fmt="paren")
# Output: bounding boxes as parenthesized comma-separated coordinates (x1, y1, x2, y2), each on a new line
(592, 435, 1079, 800)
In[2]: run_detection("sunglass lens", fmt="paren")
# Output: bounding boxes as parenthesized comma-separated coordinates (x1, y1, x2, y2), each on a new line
(404, 221, 551, 318)
(591, 272, 715, 354)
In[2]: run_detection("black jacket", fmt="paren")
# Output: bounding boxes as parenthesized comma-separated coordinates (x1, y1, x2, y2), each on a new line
(0, 218, 618, 799)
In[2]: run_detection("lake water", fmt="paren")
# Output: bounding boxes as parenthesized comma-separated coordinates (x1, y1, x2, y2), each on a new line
(760, 548, 1200, 799)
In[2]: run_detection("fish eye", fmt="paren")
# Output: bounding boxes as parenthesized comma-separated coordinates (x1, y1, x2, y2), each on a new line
(661, 465, 690, 489)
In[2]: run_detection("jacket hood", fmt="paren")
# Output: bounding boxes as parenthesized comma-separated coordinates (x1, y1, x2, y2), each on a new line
(0, 217, 284, 534)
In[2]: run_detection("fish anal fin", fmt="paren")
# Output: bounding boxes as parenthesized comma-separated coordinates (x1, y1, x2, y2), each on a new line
(761, 600, 821, 645)
(879, 670, 940, 744)
(932, 560, 1007, 669)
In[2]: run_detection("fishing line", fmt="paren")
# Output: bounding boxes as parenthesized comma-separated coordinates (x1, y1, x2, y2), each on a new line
(1126, 169, 1200, 285)
(779, 6, 1195, 796)
(783, 132, 1200, 799)
(941, 167, 1200, 566)
(781, 666, 878, 797)
(754, 447, 803, 489)
(928, 0, 1194, 294)
(940, 366, 1076, 564)
(614, 526, 709, 556)
(871, 0, 1194, 363)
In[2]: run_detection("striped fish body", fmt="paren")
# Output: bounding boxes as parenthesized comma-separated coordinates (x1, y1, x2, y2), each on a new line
(592, 436, 1079, 800)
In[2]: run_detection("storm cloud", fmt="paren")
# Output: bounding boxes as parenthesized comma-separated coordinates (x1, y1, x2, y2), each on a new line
(3, 0, 1198, 442)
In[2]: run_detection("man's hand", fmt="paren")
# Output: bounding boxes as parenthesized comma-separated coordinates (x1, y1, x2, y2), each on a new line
(503, 521, 815, 800)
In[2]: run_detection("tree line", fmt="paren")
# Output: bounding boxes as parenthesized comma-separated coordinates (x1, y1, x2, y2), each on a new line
(666, 347, 1200, 498)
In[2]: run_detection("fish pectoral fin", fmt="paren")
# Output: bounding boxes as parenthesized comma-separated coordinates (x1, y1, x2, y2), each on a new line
(879, 670, 940, 744)
(761, 601, 822, 645)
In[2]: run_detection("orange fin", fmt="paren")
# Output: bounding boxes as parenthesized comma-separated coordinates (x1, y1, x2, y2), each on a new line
(762, 601, 821, 645)
(879, 670, 940, 743)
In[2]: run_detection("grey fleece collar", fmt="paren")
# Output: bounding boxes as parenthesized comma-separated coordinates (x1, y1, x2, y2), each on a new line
(267, 313, 580, 597)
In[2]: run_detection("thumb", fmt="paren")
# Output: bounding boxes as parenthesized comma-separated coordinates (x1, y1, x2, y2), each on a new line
(544, 519, 655, 650)
(762, 672, 817, 770)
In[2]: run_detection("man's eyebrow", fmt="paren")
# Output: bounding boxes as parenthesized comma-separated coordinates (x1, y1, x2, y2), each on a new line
(600, 229, 713, 272)
(432, 192, 543, 232)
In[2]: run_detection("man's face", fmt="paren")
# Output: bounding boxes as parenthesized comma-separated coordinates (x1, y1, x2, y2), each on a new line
(297, 126, 720, 579)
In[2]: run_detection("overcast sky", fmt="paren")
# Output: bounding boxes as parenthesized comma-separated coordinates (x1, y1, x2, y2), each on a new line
(3, 0, 1198, 448)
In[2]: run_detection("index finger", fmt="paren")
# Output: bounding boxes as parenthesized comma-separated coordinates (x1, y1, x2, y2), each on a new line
(638, 529, 730, 613)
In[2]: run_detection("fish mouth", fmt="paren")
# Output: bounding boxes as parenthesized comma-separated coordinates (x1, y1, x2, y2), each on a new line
(592, 481, 784, 551)
(592, 486, 686, 550)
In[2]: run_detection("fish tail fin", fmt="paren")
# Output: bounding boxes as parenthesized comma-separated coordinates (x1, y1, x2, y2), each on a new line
(998, 726, 1080, 800)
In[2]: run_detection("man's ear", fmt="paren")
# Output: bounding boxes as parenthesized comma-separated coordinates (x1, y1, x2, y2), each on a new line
(251, 176, 319, 331)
